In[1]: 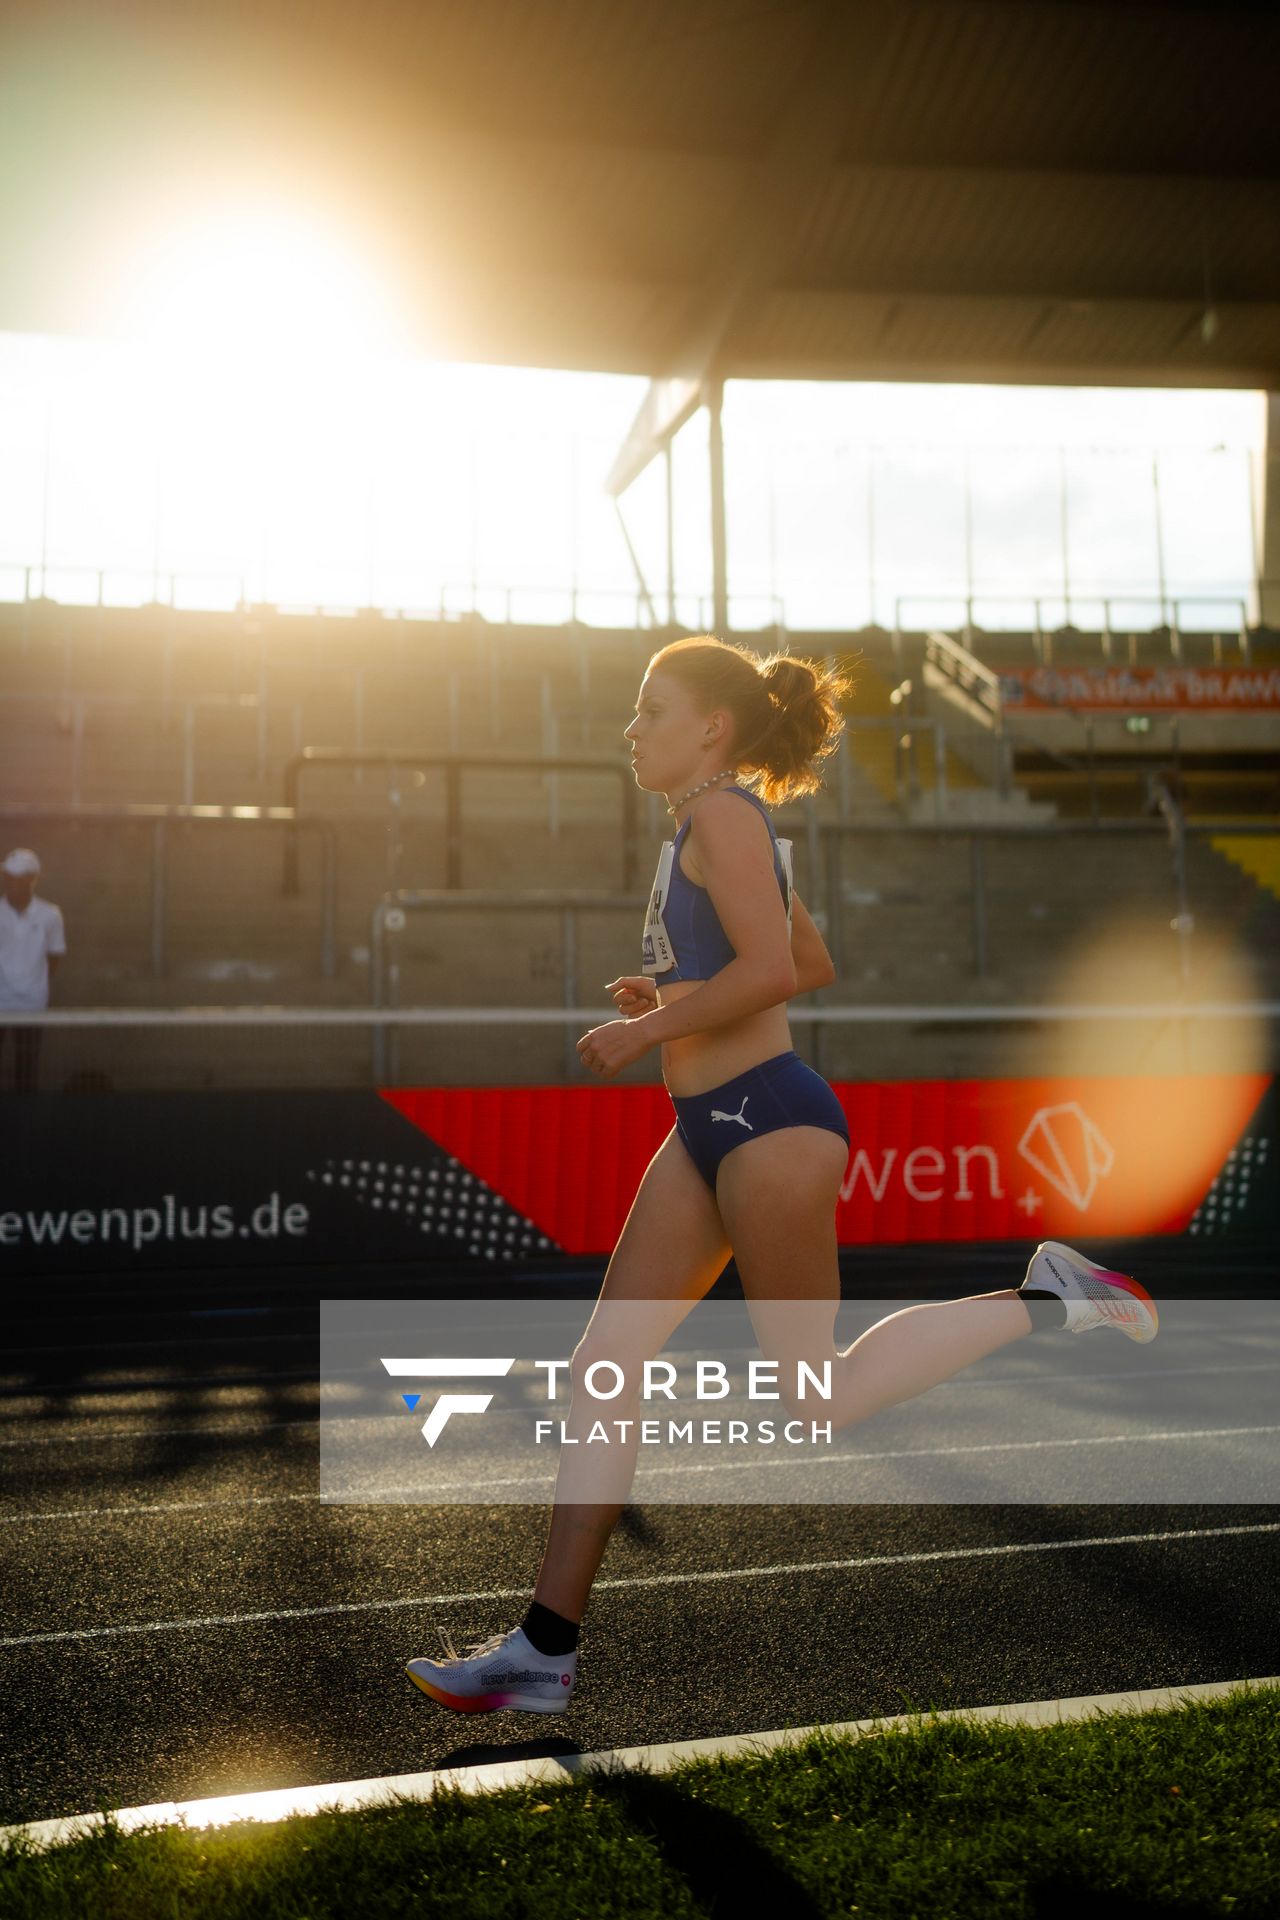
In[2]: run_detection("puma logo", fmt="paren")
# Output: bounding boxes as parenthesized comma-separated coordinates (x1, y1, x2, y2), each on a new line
(710, 1096, 753, 1131)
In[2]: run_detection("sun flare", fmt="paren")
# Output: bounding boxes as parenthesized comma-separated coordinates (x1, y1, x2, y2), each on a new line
(123, 202, 402, 367)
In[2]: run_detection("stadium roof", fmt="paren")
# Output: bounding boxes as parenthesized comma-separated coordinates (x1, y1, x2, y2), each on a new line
(4, 0, 1279, 389)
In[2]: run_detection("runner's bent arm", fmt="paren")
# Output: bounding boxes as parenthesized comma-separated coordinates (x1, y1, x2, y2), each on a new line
(634, 791, 797, 1045)
(789, 891, 836, 994)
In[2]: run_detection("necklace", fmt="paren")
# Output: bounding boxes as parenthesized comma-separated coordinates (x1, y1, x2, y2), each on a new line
(667, 769, 739, 817)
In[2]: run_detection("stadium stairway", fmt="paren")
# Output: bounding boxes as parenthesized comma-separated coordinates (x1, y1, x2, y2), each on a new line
(1210, 833, 1280, 903)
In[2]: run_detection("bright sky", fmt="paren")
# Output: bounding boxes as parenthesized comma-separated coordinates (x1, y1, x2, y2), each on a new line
(722, 381, 1265, 632)
(0, 149, 1267, 635)
(0, 324, 1264, 631)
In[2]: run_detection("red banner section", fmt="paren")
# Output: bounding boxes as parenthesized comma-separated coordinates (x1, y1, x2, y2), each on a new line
(998, 666, 1280, 711)
(383, 1073, 1271, 1253)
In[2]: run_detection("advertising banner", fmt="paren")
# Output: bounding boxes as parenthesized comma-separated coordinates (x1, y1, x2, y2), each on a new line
(387, 1072, 1272, 1252)
(2, 1073, 1272, 1275)
(998, 665, 1280, 711)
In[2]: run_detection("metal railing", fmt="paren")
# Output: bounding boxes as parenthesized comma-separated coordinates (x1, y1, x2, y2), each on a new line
(918, 632, 1013, 795)
(16, 1003, 1272, 1026)
(922, 630, 1002, 718)
(438, 582, 784, 632)
(369, 888, 647, 1082)
(0, 564, 239, 612)
(281, 750, 643, 896)
(0, 565, 788, 636)
(7, 801, 1268, 1019)
(841, 714, 952, 818)
(817, 815, 1280, 984)
(895, 593, 1253, 662)
(3, 563, 1261, 653)
(0, 803, 338, 978)
(10, 1000, 1276, 1094)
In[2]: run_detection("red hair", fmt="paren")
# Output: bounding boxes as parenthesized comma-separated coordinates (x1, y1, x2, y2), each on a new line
(647, 635, 852, 804)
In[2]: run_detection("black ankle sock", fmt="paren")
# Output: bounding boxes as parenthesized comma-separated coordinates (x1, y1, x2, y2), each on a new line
(1020, 1288, 1068, 1330)
(520, 1600, 580, 1656)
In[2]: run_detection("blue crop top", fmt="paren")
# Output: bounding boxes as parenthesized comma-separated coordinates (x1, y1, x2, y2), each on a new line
(641, 785, 794, 983)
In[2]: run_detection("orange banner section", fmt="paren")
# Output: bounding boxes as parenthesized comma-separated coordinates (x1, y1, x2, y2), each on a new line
(999, 666, 1280, 711)
(384, 1073, 1270, 1253)
(828, 1075, 1268, 1245)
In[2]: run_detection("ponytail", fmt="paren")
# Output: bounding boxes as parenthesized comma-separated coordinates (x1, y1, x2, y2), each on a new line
(648, 636, 853, 805)
(746, 653, 851, 804)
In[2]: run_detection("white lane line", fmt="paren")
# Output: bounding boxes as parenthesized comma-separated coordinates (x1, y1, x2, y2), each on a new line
(936, 1362, 1280, 1385)
(2, 1520, 1278, 1651)
(0, 1491, 322, 1525)
(626, 1423, 1280, 1482)
(7, 1675, 1278, 1853)
(7, 1423, 1280, 1523)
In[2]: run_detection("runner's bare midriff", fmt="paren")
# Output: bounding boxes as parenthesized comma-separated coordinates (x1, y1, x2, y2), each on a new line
(657, 980, 793, 1097)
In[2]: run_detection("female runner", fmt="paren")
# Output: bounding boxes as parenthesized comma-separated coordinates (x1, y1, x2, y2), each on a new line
(406, 635, 1157, 1714)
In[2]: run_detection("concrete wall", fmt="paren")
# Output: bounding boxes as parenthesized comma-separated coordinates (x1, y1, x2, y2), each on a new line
(3, 605, 1277, 1093)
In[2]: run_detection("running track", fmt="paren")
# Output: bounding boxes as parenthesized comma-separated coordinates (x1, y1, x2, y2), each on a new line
(3, 1247, 1278, 1828)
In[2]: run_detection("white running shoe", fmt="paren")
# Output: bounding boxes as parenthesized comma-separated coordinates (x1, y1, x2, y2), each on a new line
(405, 1625, 577, 1715)
(1021, 1240, 1158, 1344)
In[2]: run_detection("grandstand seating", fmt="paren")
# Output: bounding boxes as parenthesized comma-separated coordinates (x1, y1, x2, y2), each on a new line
(2, 600, 1276, 1092)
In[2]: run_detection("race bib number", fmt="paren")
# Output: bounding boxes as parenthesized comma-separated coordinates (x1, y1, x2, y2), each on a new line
(641, 835, 793, 975)
(778, 837, 794, 930)
(641, 841, 676, 975)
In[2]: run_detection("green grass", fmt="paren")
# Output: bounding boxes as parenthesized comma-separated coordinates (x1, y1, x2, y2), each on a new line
(3, 1689, 1278, 1919)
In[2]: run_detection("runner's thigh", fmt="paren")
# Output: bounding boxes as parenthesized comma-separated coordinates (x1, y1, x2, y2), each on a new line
(715, 1127, 846, 1394)
(578, 1126, 731, 1362)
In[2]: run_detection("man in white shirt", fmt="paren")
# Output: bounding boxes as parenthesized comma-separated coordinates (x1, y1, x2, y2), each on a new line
(0, 848, 66, 1094)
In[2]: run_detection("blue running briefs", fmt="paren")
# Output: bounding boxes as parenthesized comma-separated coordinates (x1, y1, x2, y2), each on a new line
(671, 1049, 850, 1190)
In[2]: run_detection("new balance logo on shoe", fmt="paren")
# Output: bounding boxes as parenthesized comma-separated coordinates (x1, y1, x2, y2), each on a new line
(711, 1096, 752, 1130)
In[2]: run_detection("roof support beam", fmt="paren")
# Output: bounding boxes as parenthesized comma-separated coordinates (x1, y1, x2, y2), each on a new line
(708, 375, 727, 636)
(605, 377, 702, 498)
(607, 1, 893, 498)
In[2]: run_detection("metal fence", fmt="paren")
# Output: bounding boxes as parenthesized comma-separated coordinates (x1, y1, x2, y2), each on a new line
(8, 1000, 1277, 1092)
(897, 593, 1253, 661)
(369, 888, 647, 1082)
(817, 811, 1280, 986)
(280, 750, 644, 895)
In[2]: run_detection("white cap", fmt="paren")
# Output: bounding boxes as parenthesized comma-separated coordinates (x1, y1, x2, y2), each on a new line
(1, 848, 40, 877)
